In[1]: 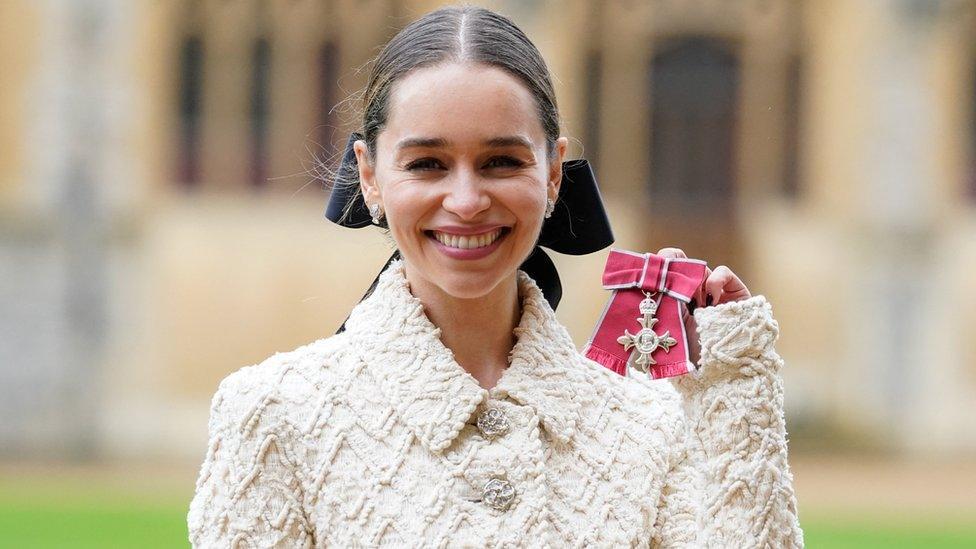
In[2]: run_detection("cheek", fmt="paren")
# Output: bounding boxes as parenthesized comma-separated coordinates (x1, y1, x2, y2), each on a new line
(378, 183, 437, 239)
(500, 182, 547, 221)
(378, 174, 417, 212)
(384, 195, 421, 231)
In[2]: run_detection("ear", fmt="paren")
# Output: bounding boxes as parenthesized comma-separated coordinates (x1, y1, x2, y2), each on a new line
(547, 136, 569, 200)
(354, 139, 381, 204)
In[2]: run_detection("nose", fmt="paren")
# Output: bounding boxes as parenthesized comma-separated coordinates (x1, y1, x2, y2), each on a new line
(441, 169, 490, 220)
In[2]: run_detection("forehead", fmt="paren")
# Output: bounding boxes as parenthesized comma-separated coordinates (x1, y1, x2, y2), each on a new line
(382, 62, 545, 149)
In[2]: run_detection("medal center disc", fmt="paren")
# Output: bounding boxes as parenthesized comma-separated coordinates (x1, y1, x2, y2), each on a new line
(635, 330, 659, 354)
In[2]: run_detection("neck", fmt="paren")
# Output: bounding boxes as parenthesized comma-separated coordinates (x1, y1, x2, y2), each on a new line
(403, 263, 521, 390)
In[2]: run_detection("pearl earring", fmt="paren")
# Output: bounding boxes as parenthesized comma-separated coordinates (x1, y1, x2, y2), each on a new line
(544, 198, 555, 219)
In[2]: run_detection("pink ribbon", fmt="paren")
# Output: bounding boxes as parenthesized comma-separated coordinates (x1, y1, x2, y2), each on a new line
(583, 249, 708, 379)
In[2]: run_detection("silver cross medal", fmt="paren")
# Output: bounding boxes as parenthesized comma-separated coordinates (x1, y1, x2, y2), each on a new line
(617, 292, 677, 373)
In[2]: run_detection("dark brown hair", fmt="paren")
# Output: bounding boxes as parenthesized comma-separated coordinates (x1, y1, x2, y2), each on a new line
(332, 4, 561, 219)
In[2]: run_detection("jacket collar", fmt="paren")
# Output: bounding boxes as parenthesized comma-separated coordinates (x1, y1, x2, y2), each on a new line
(342, 259, 585, 453)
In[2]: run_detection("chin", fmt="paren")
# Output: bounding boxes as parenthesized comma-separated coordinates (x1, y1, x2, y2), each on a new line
(427, 265, 515, 301)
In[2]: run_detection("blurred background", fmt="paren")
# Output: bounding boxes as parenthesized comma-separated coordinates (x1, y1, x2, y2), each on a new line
(2, 0, 975, 546)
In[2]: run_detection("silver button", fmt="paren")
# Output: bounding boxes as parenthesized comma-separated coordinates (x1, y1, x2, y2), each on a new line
(476, 407, 510, 439)
(482, 478, 515, 511)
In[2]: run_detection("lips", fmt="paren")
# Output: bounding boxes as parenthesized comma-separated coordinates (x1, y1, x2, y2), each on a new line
(424, 226, 511, 260)
(429, 228, 504, 249)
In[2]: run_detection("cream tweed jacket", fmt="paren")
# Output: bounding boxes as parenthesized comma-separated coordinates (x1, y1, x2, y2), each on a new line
(187, 260, 804, 548)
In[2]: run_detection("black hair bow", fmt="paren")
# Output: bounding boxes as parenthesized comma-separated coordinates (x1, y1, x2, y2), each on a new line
(325, 133, 614, 329)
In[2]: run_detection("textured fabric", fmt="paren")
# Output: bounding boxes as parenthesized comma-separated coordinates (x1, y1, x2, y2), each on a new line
(187, 260, 804, 548)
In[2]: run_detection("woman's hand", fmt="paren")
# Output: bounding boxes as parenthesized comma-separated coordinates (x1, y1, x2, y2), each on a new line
(656, 247, 751, 365)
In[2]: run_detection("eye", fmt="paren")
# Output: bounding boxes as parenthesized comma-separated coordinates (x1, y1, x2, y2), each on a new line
(484, 156, 524, 169)
(405, 158, 444, 171)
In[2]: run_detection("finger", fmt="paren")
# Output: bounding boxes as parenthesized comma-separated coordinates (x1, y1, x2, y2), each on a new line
(656, 247, 687, 259)
(693, 266, 711, 309)
(717, 266, 750, 301)
(705, 266, 732, 306)
(721, 268, 751, 302)
(710, 265, 751, 304)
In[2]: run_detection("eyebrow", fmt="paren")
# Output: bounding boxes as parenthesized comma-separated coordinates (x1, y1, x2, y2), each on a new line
(395, 135, 534, 151)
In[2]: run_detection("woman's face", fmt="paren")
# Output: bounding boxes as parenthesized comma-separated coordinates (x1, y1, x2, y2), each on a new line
(355, 62, 568, 300)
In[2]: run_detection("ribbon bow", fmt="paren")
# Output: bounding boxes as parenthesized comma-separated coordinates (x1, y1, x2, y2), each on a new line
(583, 249, 708, 380)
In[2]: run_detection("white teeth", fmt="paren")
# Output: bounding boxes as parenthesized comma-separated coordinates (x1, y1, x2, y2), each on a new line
(433, 228, 503, 249)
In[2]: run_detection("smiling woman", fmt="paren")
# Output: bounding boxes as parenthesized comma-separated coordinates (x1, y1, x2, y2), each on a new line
(355, 61, 564, 310)
(187, 5, 804, 547)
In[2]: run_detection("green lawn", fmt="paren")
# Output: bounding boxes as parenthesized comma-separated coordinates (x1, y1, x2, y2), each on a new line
(801, 514, 976, 548)
(0, 482, 974, 547)
(0, 503, 187, 549)
(0, 471, 191, 548)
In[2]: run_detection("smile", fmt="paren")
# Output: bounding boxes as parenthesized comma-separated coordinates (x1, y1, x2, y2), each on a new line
(429, 228, 505, 249)
(424, 227, 511, 260)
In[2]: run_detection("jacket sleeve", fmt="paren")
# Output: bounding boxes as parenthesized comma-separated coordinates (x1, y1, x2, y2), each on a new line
(651, 295, 804, 548)
(187, 365, 314, 548)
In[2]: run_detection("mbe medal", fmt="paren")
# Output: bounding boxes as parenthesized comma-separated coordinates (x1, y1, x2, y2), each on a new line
(583, 249, 708, 380)
(616, 292, 677, 373)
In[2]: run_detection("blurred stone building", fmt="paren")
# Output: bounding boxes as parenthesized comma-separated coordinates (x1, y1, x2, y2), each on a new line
(2, 0, 975, 460)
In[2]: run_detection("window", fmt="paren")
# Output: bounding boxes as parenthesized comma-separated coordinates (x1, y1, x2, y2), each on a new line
(783, 54, 803, 199)
(249, 37, 272, 188)
(649, 36, 739, 217)
(176, 35, 204, 187)
(317, 41, 340, 156)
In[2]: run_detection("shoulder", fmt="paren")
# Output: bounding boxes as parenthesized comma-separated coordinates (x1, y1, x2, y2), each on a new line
(207, 332, 355, 438)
